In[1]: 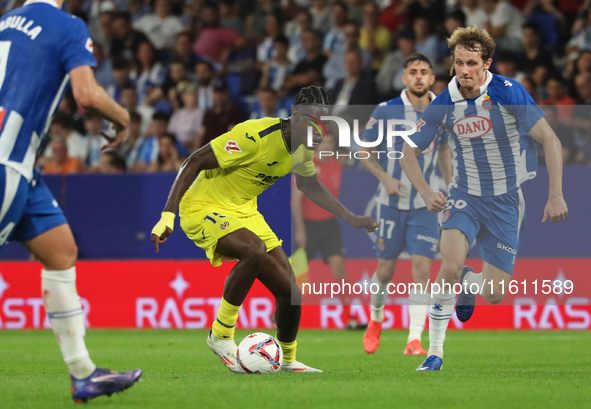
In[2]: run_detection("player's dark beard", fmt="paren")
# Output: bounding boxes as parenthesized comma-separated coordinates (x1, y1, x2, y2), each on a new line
(409, 87, 428, 98)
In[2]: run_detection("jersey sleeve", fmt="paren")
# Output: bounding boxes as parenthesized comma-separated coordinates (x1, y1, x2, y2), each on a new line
(362, 104, 384, 143)
(411, 98, 447, 151)
(61, 17, 97, 73)
(500, 79, 545, 132)
(293, 147, 316, 177)
(210, 123, 262, 169)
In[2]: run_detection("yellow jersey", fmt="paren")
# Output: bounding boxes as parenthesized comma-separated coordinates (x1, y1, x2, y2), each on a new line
(180, 117, 316, 217)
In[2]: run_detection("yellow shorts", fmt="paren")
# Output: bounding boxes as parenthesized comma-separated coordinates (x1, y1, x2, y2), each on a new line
(180, 208, 283, 267)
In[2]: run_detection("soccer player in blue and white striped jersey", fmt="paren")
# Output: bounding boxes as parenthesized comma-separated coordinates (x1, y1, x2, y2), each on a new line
(0, 0, 140, 400)
(401, 27, 568, 371)
(361, 53, 453, 356)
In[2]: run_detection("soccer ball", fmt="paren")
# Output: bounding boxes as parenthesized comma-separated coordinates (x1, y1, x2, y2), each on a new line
(237, 332, 283, 374)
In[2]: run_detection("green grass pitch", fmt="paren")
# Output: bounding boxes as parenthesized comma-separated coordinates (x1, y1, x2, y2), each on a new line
(1, 330, 590, 408)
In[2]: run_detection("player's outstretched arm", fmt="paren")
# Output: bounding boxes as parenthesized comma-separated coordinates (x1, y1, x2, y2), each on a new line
(358, 142, 407, 197)
(401, 142, 447, 212)
(151, 145, 220, 252)
(295, 173, 378, 232)
(291, 182, 307, 248)
(70, 66, 130, 148)
(529, 118, 568, 224)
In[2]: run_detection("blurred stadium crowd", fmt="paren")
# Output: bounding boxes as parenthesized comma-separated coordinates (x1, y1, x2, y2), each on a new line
(2, 0, 590, 173)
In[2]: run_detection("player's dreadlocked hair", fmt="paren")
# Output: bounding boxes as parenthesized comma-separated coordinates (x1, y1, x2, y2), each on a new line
(294, 85, 332, 106)
(447, 27, 496, 75)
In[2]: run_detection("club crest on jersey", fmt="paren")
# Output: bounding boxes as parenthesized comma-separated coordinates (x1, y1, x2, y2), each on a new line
(442, 209, 450, 223)
(416, 118, 426, 132)
(453, 116, 492, 139)
(482, 96, 492, 110)
(220, 221, 230, 230)
(224, 140, 242, 153)
(377, 238, 385, 252)
(85, 38, 94, 53)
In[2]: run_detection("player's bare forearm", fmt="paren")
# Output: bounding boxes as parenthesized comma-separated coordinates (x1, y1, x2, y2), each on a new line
(291, 184, 306, 229)
(438, 142, 453, 188)
(70, 65, 128, 129)
(295, 173, 354, 223)
(359, 145, 391, 183)
(529, 118, 564, 197)
(401, 143, 432, 197)
(162, 145, 220, 215)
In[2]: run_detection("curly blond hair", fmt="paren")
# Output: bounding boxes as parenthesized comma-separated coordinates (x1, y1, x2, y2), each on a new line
(447, 27, 496, 75)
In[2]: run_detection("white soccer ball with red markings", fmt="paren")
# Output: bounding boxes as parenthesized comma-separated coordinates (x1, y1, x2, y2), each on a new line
(237, 332, 283, 374)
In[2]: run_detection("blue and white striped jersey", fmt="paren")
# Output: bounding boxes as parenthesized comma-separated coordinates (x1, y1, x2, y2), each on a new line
(363, 90, 446, 210)
(412, 72, 544, 197)
(0, 0, 96, 181)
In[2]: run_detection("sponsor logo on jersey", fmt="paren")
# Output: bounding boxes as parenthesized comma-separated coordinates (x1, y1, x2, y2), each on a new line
(251, 173, 281, 188)
(224, 140, 242, 153)
(482, 95, 492, 110)
(453, 116, 492, 139)
(497, 243, 517, 254)
(504, 80, 513, 87)
(220, 221, 230, 230)
(85, 38, 93, 53)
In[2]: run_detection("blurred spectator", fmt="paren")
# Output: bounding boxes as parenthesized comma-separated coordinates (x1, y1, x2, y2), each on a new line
(567, 7, 591, 52)
(95, 11, 116, 54)
(168, 84, 205, 152)
(157, 59, 191, 112)
(110, 12, 149, 60)
(119, 112, 147, 170)
(377, 29, 417, 99)
(199, 79, 248, 148)
(220, 0, 244, 33)
(394, 0, 446, 30)
(323, 21, 372, 90)
(133, 0, 183, 50)
(359, 2, 391, 71)
(460, 0, 487, 30)
(134, 111, 172, 172)
(107, 58, 134, 104)
(260, 35, 294, 92)
(564, 50, 591, 94)
(517, 22, 555, 75)
(437, 10, 467, 73)
(479, 0, 524, 52)
(193, 2, 245, 64)
(258, 13, 284, 65)
(539, 76, 576, 120)
(412, 17, 439, 63)
(311, 0, 332, 33)
(44, 113, 89, 162)
(323, 1, 349, 56)
(130, 41, 167, 105)
(330, 49, 376, 106)
(346, 0, 365, 25)
(250, 87, 289, 119)
(522, 0, 567, 53)
(120, 84, 155, 135)
(56, 89, 86, 135)
(287, 10, 313, 64)
(245, 0, 279, 42)
(171, 31, 199, 71)
(283, 29, 328, 95)
(84, 113, 108, 170)
(495, 51, 526, 82)
(129, 0, 152, 23)
(92, 42, 115, 90)
(98, 150, 128, 174)
(379, 0, 410, 33)
(521, 76, 541, 103)
(195, 60, 215, 110)
(432, 74, 451, 96)
(43, 139, 85, 175)
(148, 133, 184, 173)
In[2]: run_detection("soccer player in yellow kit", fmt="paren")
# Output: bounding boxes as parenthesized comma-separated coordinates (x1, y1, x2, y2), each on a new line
(151, 86, 377, 373)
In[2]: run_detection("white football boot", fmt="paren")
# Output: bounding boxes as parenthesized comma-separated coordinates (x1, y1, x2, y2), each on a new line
(207, 330, 244, 374)
(280, 360, 323, 373)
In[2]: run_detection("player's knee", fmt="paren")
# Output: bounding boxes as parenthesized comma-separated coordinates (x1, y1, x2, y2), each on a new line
(290, 285, 302, 305)
(45, 242, 78, 270)
(484, 289, 505, 305)
(440, 260, 462, 282)
(243, 241, 267, 270)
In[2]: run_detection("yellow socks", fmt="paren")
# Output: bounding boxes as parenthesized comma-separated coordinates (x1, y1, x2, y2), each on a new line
(278, 339, 297, 363)
(211, 297, 241, 340)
